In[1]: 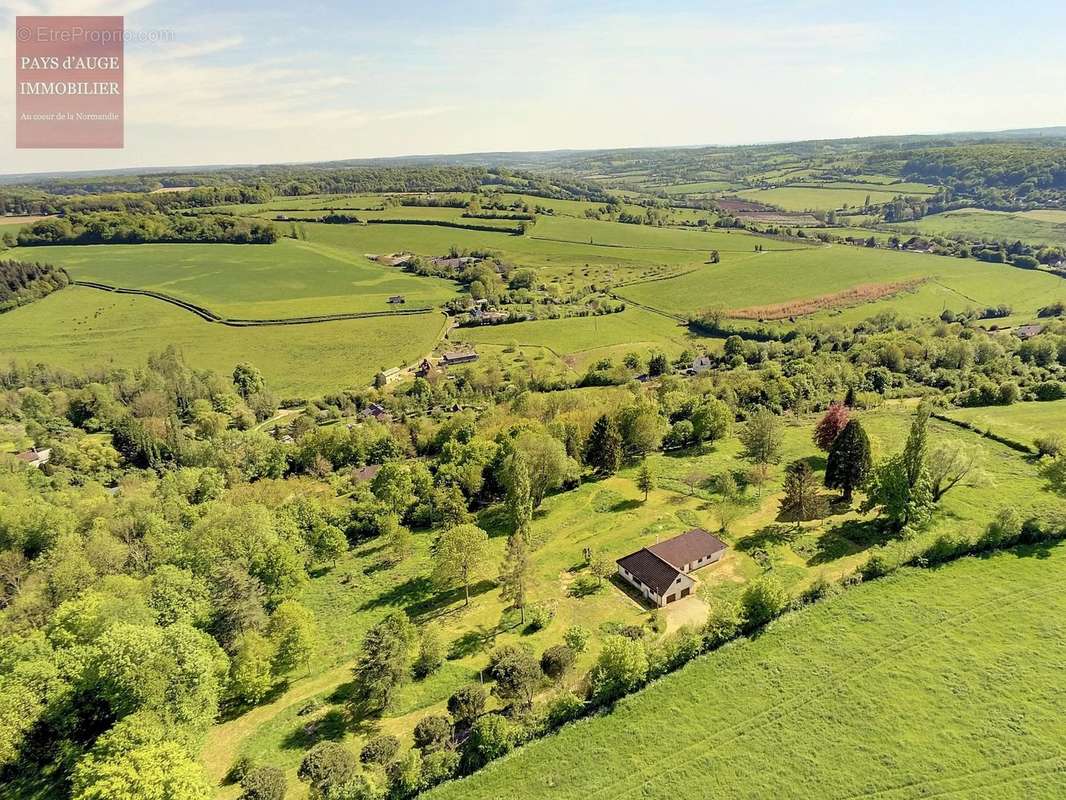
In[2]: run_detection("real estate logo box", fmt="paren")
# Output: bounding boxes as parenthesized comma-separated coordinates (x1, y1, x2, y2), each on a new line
(15, 16, 124, 149)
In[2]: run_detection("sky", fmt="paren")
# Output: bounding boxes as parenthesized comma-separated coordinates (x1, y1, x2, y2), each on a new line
(2, 0, 1066, 174)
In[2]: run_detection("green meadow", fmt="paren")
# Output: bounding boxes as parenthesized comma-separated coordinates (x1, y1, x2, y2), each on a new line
(428, 544, 1066, 800)
(453, 307, 703, 359)
(617, 244, 1066, 320)
(945, 399, 1066, 448)
(888, 208, 1066, 248)
(13, 238, 459, 318)
(736, 185, 932, 212)
(0, 287, 446, 396)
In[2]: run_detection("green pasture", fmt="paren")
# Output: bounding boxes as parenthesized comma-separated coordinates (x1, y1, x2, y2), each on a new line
(453, 307, 705, 360)
(430, 544, 1066, 800)
(735, 185, 930, 212)
(887, 208, 1066, 248)
(616, 244, 1066, 320)
(0, 287, 445, 396)
(945, 400, 1066, 449)
(12, 238, 459, 318)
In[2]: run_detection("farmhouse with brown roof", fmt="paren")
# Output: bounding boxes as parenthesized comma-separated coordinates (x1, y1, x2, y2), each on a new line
(616, 528, 727, 607)
(14, 447, 51, 469)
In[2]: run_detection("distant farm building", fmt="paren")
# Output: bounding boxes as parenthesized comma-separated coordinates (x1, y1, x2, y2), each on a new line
(375, 367, 402, 386)
(1014, 324, 1044, 340)
(441, 350, 478, 367)
(689, 354, 714, 375)
(362, 402, 391, 422)
(387, 295, 406, 304)
(14, 447, 51, 469)
(616, 528, 727, 607)
(415, 359, 434, 378)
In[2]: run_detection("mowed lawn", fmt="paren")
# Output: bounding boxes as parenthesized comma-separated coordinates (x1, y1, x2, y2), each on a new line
(14, 237, 459, 318)
(888, 208, 1066, 249)
(617, 244, 1066, 320)
(429, 545, 1066, 800)
(0, 287, 446, 396)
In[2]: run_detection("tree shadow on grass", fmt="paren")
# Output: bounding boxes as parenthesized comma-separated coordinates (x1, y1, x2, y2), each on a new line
(280, 708, 349, 751)
(217, 679, 292, 722)
(405, 580, 497, 623)
(610, 498, 643, 512)
(360, 575, 435, 612)
(807, 518, 894, 566)
(447, 624, 500, 661)
(476, 504, 513, 538)
(736, 524, 795, 553)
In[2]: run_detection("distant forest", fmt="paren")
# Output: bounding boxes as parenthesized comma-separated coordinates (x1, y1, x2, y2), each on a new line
(15, 213, 277, 246)
(0, 259, 69, 311)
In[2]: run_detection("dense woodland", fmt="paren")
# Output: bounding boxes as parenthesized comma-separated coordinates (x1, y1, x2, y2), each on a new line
(13, 213, 277, 246)
(0, 260, 69, 312)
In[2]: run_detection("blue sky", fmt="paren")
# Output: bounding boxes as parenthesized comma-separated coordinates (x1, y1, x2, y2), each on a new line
(2, 0, 1066, 173)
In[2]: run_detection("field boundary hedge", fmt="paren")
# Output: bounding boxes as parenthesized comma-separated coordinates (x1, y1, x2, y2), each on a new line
(274, 217, 525, 234)
(930, 410, 1037, 455)
(71, 280, 434, 327)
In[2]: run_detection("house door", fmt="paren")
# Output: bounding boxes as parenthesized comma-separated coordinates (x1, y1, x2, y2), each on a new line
(665, 594, 676, 604)
(680, 587, 690, 598)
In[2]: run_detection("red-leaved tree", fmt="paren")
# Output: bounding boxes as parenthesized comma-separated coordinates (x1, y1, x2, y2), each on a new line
(813, 403, 850, 451)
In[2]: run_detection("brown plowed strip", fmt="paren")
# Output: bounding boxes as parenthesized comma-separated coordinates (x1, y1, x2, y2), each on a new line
(728, 279, 925, 320)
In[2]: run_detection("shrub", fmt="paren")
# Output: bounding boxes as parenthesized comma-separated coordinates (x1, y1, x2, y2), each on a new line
(1035, 433, 1065, 458)
(703, 600, 743, 649)
(568, 574, 602, 597)
(859, 552, 894, 580)
(739, 576, 789, 630)
(979, 507, 1023, 550)
(540, 644, 576, 681)
(525, 602, 555, 631)
(563, 625, 591, 654)
(298, 742, 358, 797)
(360, 735, 400, 765)
(227, 755, 255, 785)
(1035, 381, 1066, 401)
(239, 766, 286, 800)
(798, 575, 840, 605)
(588, 635, 648, 705)
(412, 715, 452, 754)
(419, 749, 460, 789)
(447, 685, 487, 727)
(413, 624, 444, 679)
(461, 714, 514, 772)
(386, 750, 422, 799)
(545, 691, 585, 729)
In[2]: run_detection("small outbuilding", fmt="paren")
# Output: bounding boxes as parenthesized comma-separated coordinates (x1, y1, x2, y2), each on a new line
(616, 528, 727, 607)
(387, 295, 406, 304)
(441, 350, 479, 367)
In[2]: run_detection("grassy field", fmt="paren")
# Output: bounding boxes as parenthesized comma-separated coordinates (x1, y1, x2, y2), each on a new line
(13, 238, 459, 319)
(887, 209, 1066, 248)
(199, 403, 1062, 798)
(945, 400, 1066, 448)
(735, 185, 932, 212)
(428, 544, 1066, 800)
(0, 287, 446, 396)
(617, 244, 1066, 321)
(452, 307, 705, 360)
